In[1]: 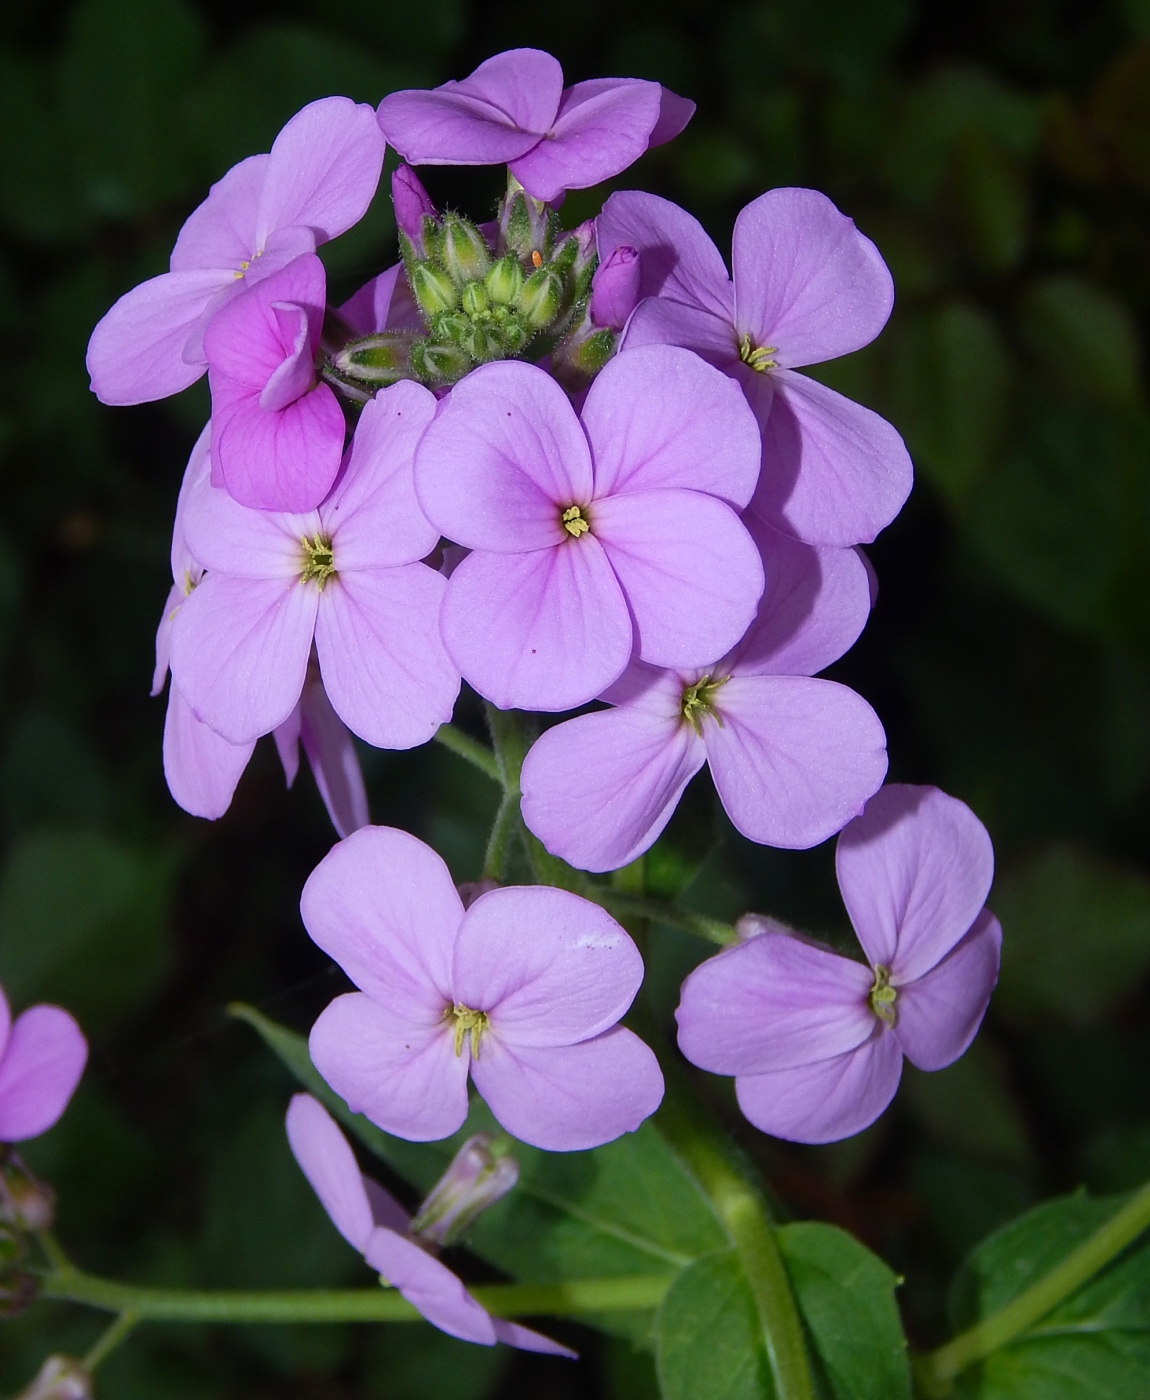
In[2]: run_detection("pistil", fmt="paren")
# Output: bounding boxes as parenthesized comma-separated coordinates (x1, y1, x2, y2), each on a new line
(681, 675, 729, 735)
(299, 533, 336, 588)
(868, 965, 897, 1027)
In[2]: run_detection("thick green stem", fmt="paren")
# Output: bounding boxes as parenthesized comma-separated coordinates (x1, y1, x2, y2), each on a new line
(594, 891, 736, 946)
(918, 1178, 1150, 1395)
(433, 724, 501, 784)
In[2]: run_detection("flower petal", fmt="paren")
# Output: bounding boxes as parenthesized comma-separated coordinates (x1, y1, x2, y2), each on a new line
(0, 1005, 87, 1142)
(0, 989, 9, 1062)
(440, 543, 632, 712)
(212, 383, 347, 513)
(470, 1029, 664, 1151)
(675, 932, 875, 1076)
(491, 1321, 578, 1357)
(162, 685, 255, 819)
(734, 1032, 903, 1144)
(180, 477, 315, 579)
(618, 294, 741, 373)
(285, 1093, 376, 1252)
(298, 676, 370, 838)
(835, 784, 995, 980)
(338, 263, 423, 336)
(706, 675, 888, 849)
(364, 1229, 497, 1344)
(204, 252, 327, 391)
(894, 911, 1002, 1072)
(171, 153, 267, 272)
(310, 993, 469, 1143)
(732, 188, 894, 368)
(596, 191, 732, 318)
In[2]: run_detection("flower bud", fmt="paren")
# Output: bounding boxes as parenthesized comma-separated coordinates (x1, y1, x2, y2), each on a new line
(392, 164, 438, 260)
(499, 313, 529, 355)
(461, 281, 490, 318)
(410, 261, 459, 320)
(736, 913, 800, 941)
(411, 338, 472, 384)
(498, 182, 552, 262)
(591, 246, 641, 331)
(515, 267, 563, 330)
(485, 255, 524, 306)
(410, 1133, 519, 1247)
(441, 213, 491, 287)
(552, 220, 596, 286)
(331, 331, 416, 386)
(13, 1356, 92, 1400)
(572, 327, 617, 375)
(463, 324, 503, 362)
(0, 1150, 55, 1233)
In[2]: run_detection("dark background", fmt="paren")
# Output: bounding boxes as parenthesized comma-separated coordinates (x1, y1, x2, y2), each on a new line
(1, 0, 1150, 1394)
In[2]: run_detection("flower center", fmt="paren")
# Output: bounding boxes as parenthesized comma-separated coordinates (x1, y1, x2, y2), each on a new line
(681, 674, 729, 735)
(868, 964, 898, 1028)
(447, 1002, 489, 1058)
(299, 533, 336, 588)
(738, 333, 778, 373)
(561, 505, 590, 538)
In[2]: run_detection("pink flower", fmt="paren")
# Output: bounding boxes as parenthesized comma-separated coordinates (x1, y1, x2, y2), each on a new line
(286, 1094, 572, 1355)
(304, 827, 664, 1151)
(675, 785, 1001, 1144)
(0, 986, 86, 1143)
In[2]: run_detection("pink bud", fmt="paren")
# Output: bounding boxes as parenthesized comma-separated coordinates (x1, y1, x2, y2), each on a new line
(0, 1150, 56, 1233)
(410, 1133, 518, 1246)
(392, 164, 437, 255)
(590, 245, 641, 330)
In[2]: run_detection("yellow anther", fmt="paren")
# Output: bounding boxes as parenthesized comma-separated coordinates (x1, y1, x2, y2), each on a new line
(680, 674, 729, 735)
(561, 505, 590, 538)
(868, 964, 898, 1028)
(738, 333, 778, 373)
(299, 533, 336, 588)
(448, 1003, 489, 1058)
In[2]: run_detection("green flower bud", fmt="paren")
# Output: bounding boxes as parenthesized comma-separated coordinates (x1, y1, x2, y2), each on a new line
(411, 1134, 519, 1248)
(515, 267, 563, 330)
(573, 327, 617, 375)
(500, 313, 529, 354)
(441, 213, 491, 286)
(411, 338, 473, 384)
(330, 332, 415, 386)
(411, 261, 459, 320)
(485, 254, 525, 306)
(464, 324, 504, 362)
(461, 281, 490, 318)
(498, 185, 553, 262)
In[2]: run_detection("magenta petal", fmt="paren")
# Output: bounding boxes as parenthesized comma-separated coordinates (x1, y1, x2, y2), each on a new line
(310, 993, 468, 1143)
(300, 825, 463, 1012)
(675, 933, 875, 1076)
(470, 1030, 664, 1151)
(0, 989, 10, 1060)
(895, 911, 1002, 1072)
(163, 685, 255, 819)
(171, 153, 267, 272)
(86, 269, 229, 404)
(440, 543, 632, 712)
(732, 188, 894, 369)
(415, 362, 592, 551)
(364, 1229, 497, 1344)
(339, 263, 423, 336)
(298, 677, 370, 839)
(520, 702, 705, 874)
(751, 370, 913, 548)
(734, 1031, 902, 1144)
(315, 564, 459, 749)
(596, 191, 733, 317)
(204, 252, 326, 390)
(619, 295, 740, 372)
(581, 345, 760, 507)
(258, 302, 314, 411)
(285, 1093, 376, 1251)
(706, 675, 887, 849)
(649, 87, 695, 146)
(452, 887, 644, 1047)
(835, 784, 995, 980)
(320, 382, 440, 568)
(593, 490, 764, 669)
(213, 383, 346, 513)
(0, 1005, 87, 1142)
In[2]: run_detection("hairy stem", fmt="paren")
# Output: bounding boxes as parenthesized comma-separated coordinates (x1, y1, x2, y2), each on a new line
(433, 723, 501, 783)
(483, 792, 520, 881)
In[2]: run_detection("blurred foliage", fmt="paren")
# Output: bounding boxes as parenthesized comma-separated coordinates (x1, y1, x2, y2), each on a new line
(1, 0, 1150, 1395)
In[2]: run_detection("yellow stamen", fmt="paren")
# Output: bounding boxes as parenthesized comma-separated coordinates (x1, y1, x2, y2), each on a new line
(680, 675, 729, 735)
(738, 333, 778, 373)
(447, 1003, 489, 1058)
(561, 505, 590, 538)
(868, 964, 897, 1028)
(299, 533, 336, 588)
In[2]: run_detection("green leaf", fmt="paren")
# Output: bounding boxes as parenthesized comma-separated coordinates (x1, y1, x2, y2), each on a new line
(656, 1251, 771, 1400)
(1019, 275, 1142, 408)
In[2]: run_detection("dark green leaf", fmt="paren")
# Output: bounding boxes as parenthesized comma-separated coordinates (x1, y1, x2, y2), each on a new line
(1019, 276, 1142, 408)
(656, 1251, 771, 1400)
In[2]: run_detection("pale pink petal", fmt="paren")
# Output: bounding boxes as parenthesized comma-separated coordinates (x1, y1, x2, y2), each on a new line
(415, 362, 593, 551)
(274, 701, 302, 787)
(170, 424, 213, 581)
(470, 1030, 664, 1151)
(315, 564, 459, 749)
(706, 675, 887, 849)
(894, 911, 1001, 1072)
(618, 295, 740, 372)
(310, 993, 469, 1142)
(520, 704, 705, 873)
(491, 1321, 577, 1357)
(452, 887, 644, 1047)
(364, 1229, 497, 1344)
(596, 191, 732, 318)
(440, 543, 632, 712)
(732, 188, 894, 369)
(298, 678, 370, 838)
(285, 1093, 375, 1252)
(593, 490, 764, 669)
(163, 685, 255, 819)
(300, 825, 463, 1012)
(180, 477, 315, 579)
(169, 573, 317, 743)
(581, 345, 760, 506)
(212, 383, 347, 513)
(835, 784, 995, 981)
(675, 933, 875, 1076)
(0, 1005, 87, 1142)
(152, 584, 183, 696)
(734, 1031, 902, 1144)
(751, 370, 913, 548)
(339, 264, 423, 336)
(171, 154, 267, 272)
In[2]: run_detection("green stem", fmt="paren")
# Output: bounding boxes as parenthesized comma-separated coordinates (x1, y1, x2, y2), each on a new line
(433, 724, 501, 784)
(593, 891, 736, 946)
(83, 1310, 139, 1371)
(483, 792, 520, 881)
(918, 1178, 1150, 1395)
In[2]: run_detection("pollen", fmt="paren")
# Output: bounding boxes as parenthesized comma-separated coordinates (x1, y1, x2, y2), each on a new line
(561, 505, 590, 538)
(299, 533, 336, 588)
(447, 1002, 489, 1058)
(738, 333, 778, 373)
(680, 674, 729, 735)
(868, 964, 898, 1028)
(531, 250, 543, 269)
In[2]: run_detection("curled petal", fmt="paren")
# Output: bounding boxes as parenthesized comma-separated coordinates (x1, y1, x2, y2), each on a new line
(285, 1093, 376, 1252)
(163, 685, 255, 819)
(894, 911, 1002, 1072)
(596, 190, 732, 317)
(0, 1005, 87, 1142)
(649, 87, 695, 146)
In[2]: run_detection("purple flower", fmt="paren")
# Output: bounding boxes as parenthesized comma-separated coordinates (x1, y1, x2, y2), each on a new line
(376, 49, 694, 204)
(304, 827, 664, 1150)
(337, 264, 422, 339)
(520, 515, 886, 870)
(204, 252, 345, 511)
(0, 985, 86, 1144)
(596, 189, 913, 547)
(675, 784, 1001, 1144)
(286, 1093, 573, 1354)
(414, 346, 765, 711)
(87, 97, 384, 406)
(590, 246, 641, 331)
(391, 164, 438, 257)
(169, 382, 459, 749)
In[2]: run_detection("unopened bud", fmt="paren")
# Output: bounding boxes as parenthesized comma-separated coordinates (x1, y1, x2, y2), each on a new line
(441, 213, 491, 287)
(14, 1356, 92, 1400)
(0, 1150, 56, 1232)
(573, 327, 617, 375)
(500, 314, 529, 355)
(463, 324, 503, 362)
(485, 255, 524, 306)
(411, 1133, 518, 1247)
(410, 261, 459, 320)
(591, 246, 641, 330)
(461, 281, 490, 318)
(331, 332, 415, 386)
(515, 267, 563, 330)
(498, 182, 552, 262)
(735, 913, 799, 941)
(392, 165, 438, 260)
(411, 338, 472, 385)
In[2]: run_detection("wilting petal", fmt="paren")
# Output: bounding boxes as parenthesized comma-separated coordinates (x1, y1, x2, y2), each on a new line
(163, 685, 255, 819)
(597, 190, 732, 317)
(257, 97, 385, 247)
(470, 1030, 664, 1151)
(453, 887, 644, 1047)
(316, 564, 458, 749)
(706, 675, 887, 849)
(171, 154, 267, 272)
(751, 370, 913, 548)
(339, 263, 423, 336)
(311, 993, 468, 1142)
(895, 911, 1001, 1072)
(734, 1031, 902, 1144)
(440, 543, 632, 712)
(86, 268, 229, 404)
(0, 1005, 87, 1142)
(298, 678, 370, 838)
(285, 1093, 375, 1251)
(300, 825, 463, 1012)
(620, 294, 740, 372)
(415, 362, 592, 551)
(170, 572, 317, 743)
(835, 784, 995, 980)
(593, 489, 763, 669)
(212, 382, 346, 513)
(581, 346, 760, 507)
(520, 703, 705, 873)
(675, 932, 875, 1076)
(365, 1228, 498, 1342)
(732, 188, 894, 368)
